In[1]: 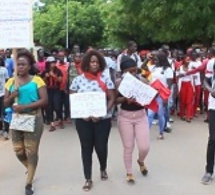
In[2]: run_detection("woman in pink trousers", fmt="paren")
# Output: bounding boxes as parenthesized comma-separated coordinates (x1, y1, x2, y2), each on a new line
(116, 56, 150, 184)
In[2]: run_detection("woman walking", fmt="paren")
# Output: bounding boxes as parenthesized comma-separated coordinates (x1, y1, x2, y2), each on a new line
(42, 57, 62, 131)
(4, 50, 47, 195)
(176, 56, 195, 122)
(148, 53, 173, 139)
(116, 56, 150, 184)
(70, 50, 115, 191)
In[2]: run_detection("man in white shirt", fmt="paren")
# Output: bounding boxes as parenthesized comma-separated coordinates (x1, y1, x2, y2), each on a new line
(99, 49, 117, 84)
(202, 48, 215, 184)
(117, 41, 142, 72)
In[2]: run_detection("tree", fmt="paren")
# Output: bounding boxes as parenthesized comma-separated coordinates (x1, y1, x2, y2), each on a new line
(34, 1, 104, 49)
(34, 0, 215, 48)
(106, 0, 215, 47)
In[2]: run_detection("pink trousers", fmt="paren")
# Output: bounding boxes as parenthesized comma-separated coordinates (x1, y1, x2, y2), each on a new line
(117, 109, 150, 174)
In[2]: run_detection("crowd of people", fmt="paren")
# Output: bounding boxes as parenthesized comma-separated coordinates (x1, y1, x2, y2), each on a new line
(0, 41, 215, 194)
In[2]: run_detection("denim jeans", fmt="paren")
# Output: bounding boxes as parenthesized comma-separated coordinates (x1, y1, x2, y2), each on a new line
(148, 96, 165, 135)
(164, 96, 173, 127)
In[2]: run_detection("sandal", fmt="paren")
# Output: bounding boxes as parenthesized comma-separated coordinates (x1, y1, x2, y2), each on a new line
(101, 170, 108, 180)
(157, 134, 164, 140)
(186, 118, 191, 123)
(82, 180, 93, 192)
(126, 174, 135, 184)
(137, 160, 148, 176)
(49, 125, 56, 132)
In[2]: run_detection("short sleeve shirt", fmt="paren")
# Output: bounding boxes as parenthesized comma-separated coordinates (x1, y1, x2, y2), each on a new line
(42, 68, 62, 89)
(117, 52, 142, 71)
(105, 57, 117, 70)
(70, 71, 115, 93)
(70, 71, 115, 118)
(189, 61, 202, 86)
(207, 58, 215, 110)
(5, 76, 45, 106)
(151, 67, 173, 87)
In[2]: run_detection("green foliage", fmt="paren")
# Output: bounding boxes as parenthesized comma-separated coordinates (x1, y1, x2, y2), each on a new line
(34, 0, 104, 49)
(34, 0, 215, 48)
(115, 0, 215, 46)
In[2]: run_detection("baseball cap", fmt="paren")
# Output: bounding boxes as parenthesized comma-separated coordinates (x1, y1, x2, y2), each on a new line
(46, 56, 56, 62)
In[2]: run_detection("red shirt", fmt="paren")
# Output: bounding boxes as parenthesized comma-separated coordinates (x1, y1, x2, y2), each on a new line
(37, 61, 46, 74)
(56, 62, 69, 90)
(42, 68, 62, 89)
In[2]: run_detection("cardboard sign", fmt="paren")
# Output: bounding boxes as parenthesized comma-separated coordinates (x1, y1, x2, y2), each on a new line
(70, 92, 107, 118)
(118, 72, 157, 106)
(0, 0, 33, 48)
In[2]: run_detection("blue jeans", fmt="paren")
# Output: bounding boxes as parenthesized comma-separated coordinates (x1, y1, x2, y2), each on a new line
(164, 85, 175, 127)
(148, 96, 165, 135)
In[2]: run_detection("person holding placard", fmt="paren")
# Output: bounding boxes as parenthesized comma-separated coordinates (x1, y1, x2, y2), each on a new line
(70, 49, 115, 192)
(4, 50, 48, 195)
(116, 56, 150, 184)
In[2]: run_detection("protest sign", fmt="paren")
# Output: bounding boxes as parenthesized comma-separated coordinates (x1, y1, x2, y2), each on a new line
(70, 92, 107, 118)
(0, 0, 33, 48)
(118, 72, 157, 106)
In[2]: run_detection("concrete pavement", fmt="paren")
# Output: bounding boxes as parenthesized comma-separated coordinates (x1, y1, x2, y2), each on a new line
(0, 116, 214, 195)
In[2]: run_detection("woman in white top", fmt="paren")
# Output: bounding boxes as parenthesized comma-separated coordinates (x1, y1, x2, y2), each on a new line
(148, 53, 173, 139)
(176, 56, 195, 122)
(70, 50, 115, 191)
(189, 51, 202, 117)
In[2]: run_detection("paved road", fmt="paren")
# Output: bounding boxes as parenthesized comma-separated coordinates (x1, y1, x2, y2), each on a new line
(0, 116, 214, 195)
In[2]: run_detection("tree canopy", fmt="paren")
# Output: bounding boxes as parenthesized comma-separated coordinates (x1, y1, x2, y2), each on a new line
(34, 0, 103, 49)
(34, 0, 215, 49)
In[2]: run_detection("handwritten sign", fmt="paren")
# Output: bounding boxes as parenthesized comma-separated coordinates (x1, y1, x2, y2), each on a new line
(70, 92, 107, 118)
(118, 72, 157, 106)
(0, 0, 33, 48)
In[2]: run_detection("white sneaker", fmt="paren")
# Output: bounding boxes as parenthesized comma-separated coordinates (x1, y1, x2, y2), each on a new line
(167, 122, 171, 129)
(3, 132, 9, 140)
(152, 119, 158, 125)
(201, 173, 213, 185)
(169, 118, 174, 123)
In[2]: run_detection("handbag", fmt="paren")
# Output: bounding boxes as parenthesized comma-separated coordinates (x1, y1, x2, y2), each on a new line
(10, 113, 36, 132)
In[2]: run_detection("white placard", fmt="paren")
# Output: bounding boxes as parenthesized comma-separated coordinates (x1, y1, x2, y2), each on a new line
(118, 72, 157, 106)
(0, 0, 33, 48)
(70, 92, 107, 118)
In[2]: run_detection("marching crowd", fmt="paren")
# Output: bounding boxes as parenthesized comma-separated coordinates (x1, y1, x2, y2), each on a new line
(0, 41, 215, 194)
